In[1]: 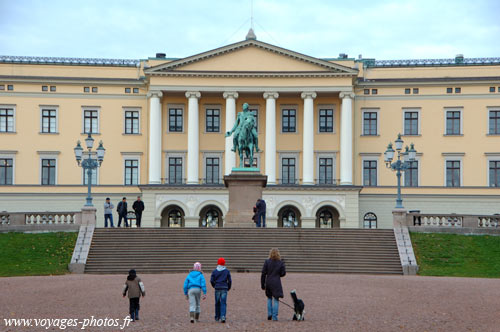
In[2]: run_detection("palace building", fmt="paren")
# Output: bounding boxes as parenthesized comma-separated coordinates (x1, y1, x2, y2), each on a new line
(1, 31, 500, 228)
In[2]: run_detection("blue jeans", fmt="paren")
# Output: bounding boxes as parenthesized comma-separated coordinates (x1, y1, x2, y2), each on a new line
(214, 290, 228, 320)
(257, 213, 266, 227)
(118, 214, 128, 227)
(267, 297, 279, 321)
(104, 214, 114, 227)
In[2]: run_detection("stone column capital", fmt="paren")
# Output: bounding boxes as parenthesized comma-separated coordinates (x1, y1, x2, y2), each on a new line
(301, 92, 317, 100)
(263, 92, 279, 100)
(147, 90, 163, 98)
(223, 91, 239, 99)
(339, 92, 355, 99)
(185, 91, 201, 99)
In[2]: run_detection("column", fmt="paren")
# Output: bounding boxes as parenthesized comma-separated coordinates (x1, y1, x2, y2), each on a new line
(264, 92, 278, 184)
(301, 92, 316, 185)
(223, 91, 239, 175)
(186, 91, 201, 184)
(147, 90, 162, 184)
(340, 92, 355, 185)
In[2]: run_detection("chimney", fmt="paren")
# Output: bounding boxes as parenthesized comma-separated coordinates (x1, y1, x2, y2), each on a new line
(155, 53, 166, 59)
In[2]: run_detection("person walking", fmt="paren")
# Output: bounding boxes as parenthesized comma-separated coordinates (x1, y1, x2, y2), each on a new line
(132, 196, 145, 228)
(122, 269, 145, 322)
(261, 248, 286, 321)
(183, 262, 207, 323)
(256, 198, 267, 227)
(210, 257, 232, 323)
(117, 197, 128, 227)
(104, 197, 114, 228)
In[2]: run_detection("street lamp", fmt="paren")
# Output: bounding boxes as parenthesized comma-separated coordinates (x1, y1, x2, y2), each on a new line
(384, 134, 417, 209)
(74, 133, 105, 207)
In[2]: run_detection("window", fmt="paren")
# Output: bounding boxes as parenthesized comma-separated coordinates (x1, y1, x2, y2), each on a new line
(455, 87, 461, 93)
(446, 160, 461, 187)
(282, 109, 296, 133)
(405, 88, 411, 94)
(364, 89, 370, 95)
(205, 108, 220, 132)
(490, 87, 495, 93)
(281, 157, 296, 184)
(42, 86, 48, 92)
(0, 85, 4, 91)
(404, 110, 419, 135)
(363, 212, 377, 229)
(363, 111, 377, 135)
(489, 110, 500, 134)
(445, 109, 461, 135)
(168, 108, 183, 132)
(83, 109, 99, 133)
(83, 167, 97, 185)
(318, 158, 333, 184)
(413, 88, 419, 94)
(319, 108, 333, 132)
(0, 158, 13, 185)
(41, 159, 56, 185)
(124, 159, 139, 185)
(7, 85, 13, 91)
(92, 87, 98, 93)
(50, 86, 56, 92)
(133, 88, 139, 93)
(0, 107, 14, 132)
(168, 157, 183, 184)
(41, 108, 57, 133)
(84, 87, 90, 93)
(404, 160, 418, 187)
(363, 160, 377, 186)
(489, 161, 500, 187)
(205, 157, 220, 184)
(125, 88, 131, 93)
(124, 109, 140, 134)
(371, 89, 378, 95)
(446, 87, 453, 93)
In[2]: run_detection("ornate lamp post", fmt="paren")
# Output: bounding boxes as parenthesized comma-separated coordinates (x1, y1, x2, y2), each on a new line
(384, 134, 416, 209)
(74, 133, 105, 207)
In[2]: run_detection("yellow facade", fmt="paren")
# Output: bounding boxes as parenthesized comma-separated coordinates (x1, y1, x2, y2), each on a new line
(1, 38, 500, 229)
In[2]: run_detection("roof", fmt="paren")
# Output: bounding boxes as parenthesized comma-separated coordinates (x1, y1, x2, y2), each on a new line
(0, 55, 140, 67)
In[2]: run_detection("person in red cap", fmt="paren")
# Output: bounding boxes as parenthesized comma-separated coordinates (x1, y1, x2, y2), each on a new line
(210, 257, 232, 323)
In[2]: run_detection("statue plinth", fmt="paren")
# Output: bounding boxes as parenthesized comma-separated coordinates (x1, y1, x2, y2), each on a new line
(224, 169, 267, 227)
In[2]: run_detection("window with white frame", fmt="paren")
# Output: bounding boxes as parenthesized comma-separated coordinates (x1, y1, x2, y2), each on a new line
(41, 158, 57, 185)
(362, 159, 377, 186)
(489, 160, 500, 187)
(445, 108, 462, 135)
(362, 109, 378, 136)
(205, 108, 220, 133)
(489, 109, 500, 135)
(0, 106, 15, 133)
(83, 108, 99, 134)
(279, 154, 298, 184)
(124, 159, 139, 185)
(282, 108, 297, 133)
(83, 167, 98, 185)
(41, 107, 58, 133)
(317, 154, 335, 184)
(205, 156, 220, 184)
(168, 107, 183, 132)
(124, 108, 140, 134)
(318, 108, 334, 132)
(445, 160, 461, 187)
(404, 160, 419, 187)
(0, 158, 13, 185)
(168, 157, 183, 184)
(403, 109, 419, 135)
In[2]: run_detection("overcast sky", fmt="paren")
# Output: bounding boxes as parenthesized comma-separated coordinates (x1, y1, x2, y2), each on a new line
(1, 0, 499, 61)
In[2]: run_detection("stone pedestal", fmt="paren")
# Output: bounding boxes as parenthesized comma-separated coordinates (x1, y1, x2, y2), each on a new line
(392, 208, 408, 228)
(224, 170, 267, 227)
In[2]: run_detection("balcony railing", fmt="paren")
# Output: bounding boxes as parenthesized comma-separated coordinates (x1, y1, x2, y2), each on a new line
(0, 211, 82, 228)
(406, 212, 500, 228)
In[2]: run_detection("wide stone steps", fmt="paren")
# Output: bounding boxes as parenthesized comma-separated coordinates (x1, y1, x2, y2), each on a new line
(85, 228, 403, 275)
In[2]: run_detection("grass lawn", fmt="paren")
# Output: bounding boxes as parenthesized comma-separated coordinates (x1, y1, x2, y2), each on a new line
(410, 232, 500, 278)
(0, 232, 77, 277)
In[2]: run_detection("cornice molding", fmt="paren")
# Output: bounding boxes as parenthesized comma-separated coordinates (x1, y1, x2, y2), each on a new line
(147, 71, 356, 78)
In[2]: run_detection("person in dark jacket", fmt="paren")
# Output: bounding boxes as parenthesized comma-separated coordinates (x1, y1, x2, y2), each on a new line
(210, 257, 232, 323)
(117, 197, 128, 227)
(261, 248, 286, 321)
(132, 196, 145, 227)
(122, 269, 145, 322)
(256, 199, 266, 227)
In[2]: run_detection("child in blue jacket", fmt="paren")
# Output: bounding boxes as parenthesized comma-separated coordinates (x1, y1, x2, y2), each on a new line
(183, 262, 207, 323)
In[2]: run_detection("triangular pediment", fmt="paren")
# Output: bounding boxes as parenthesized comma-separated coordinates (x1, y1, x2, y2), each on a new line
(145, 39, 357, 77)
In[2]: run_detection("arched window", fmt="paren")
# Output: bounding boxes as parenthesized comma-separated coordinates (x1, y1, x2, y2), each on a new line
(199, 205, 223, 228)
(161, 205, 185, 227)
(315, 206, 340, 228)
(363, 212, 377, 229)
(278, 205, 301, 228)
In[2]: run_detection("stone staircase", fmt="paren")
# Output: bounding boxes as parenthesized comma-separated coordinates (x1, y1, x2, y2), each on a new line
(84, 228, 403, 274)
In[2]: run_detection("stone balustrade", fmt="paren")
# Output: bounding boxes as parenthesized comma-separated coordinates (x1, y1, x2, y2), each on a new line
(0, 211, 83, 231)
(399, 212, 500, 229)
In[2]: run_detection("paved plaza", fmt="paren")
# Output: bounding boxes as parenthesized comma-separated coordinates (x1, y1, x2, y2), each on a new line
(2, 273, 499, 331)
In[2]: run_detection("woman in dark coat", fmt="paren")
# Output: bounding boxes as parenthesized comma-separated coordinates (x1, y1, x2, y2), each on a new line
(261, 248, 286, 321)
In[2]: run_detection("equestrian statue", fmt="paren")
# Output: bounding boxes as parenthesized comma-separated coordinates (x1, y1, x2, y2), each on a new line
(225, 103, 260, 168)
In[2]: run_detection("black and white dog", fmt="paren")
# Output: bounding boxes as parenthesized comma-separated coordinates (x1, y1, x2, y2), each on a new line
(290, 289, 305, 321)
